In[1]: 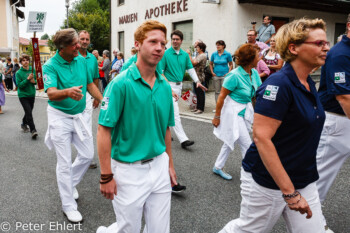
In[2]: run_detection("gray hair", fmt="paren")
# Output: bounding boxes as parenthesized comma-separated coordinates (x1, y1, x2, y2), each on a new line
(103, 50, 110, 57)
(113, 48, 119, 53)
(53, 28, 78, 50)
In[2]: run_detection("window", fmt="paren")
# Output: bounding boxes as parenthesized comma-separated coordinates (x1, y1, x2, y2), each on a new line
(118, 0, 124, 6)
(118, 31, 125, 54)
(334, 23, 346, 44)
(173, 20, 193, 51)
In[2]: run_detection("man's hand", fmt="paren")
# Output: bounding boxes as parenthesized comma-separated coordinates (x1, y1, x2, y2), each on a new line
(172, 91, 179, 102)
(169, 166, 177, 187)
(100, 179, 117, 200)
(67, 85, 83, 101)
(93, 99, 100, 109)
(27, 73, 34, 80)
(196, 82, 207, 92)
(286, 195, 312, 219)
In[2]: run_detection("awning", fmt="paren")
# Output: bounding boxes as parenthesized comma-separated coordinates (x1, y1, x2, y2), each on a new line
(0, 48, 11, 53)
(238, 0, 350, 14)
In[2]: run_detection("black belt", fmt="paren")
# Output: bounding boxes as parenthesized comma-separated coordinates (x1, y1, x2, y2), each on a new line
(117, 158, 154, 165)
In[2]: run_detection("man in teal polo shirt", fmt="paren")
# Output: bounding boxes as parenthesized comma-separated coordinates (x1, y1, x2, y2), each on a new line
(43, 28, 103, 223)
(78, 30, 100, 169)
(159, 30, 207, 149)
(96, 20, 177, 233)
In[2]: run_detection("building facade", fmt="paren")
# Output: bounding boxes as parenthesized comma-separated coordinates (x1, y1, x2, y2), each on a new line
(0, 0, 25, 58)
(111, 0, 348, 59)
(19, 37, 53, 64)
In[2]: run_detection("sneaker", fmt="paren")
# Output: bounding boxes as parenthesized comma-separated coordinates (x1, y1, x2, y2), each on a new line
(181, 140, 194, 149)
(194, 110, 203, 114)
(212, 110, 216, 113)
(64, 210, 83, 223)
(96, 226, 107, 233)
(325, 226, 334, 233)
(21, 124, 29, 133)
(213, 167, 232, 180)
(89, 162, 98, 169)
(31, 130, 38, 139)
(73, 187, 79, 200)
(172, 183, 186, 193)
(191, 108, 198, 112)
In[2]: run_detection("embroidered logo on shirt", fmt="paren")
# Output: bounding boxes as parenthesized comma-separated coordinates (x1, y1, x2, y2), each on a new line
(43, 74, 48, 83)
(263, 85, 279, 101)
(334, 72, 346, 83)
(101, 97, 109, 110)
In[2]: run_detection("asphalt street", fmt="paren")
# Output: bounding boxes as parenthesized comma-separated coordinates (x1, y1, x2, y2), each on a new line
(0, 95, 349, 233)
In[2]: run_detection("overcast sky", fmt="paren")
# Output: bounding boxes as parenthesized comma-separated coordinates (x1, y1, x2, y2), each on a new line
(19, 0, 78, 39)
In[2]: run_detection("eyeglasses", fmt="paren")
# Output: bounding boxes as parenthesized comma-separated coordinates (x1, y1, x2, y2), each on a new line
(303, 40, 330, 47)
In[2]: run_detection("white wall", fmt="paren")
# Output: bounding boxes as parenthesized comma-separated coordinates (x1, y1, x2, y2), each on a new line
(112, 0, 347, 59)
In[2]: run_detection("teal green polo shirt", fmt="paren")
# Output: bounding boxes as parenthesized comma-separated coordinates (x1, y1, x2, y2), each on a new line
(79, 51, 99, 79)
(223, 66, 262, 117)
(120, 54, 163, 74)
(159, 47, 193, 82)
(98, 63, 175, 163)
(43, 52, 93, 115)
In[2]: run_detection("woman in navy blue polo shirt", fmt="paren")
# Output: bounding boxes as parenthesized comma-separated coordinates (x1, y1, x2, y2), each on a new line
(219, 18, 329, 233)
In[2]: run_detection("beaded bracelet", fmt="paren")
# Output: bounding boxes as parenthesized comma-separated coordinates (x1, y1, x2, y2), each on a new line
(286, 194, 302, 206)
(282, 190, 300, 200)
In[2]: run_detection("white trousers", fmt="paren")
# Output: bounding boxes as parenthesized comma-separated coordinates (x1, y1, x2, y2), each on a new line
(169, 82, 189, 143)
(316, 112, 350, 203)
(85, 92, 93, 129)
(214, 116, 252, 169)
(219, 169, 325, 233)
(101, 152, 172, 233)
(47, 109, 93, 212)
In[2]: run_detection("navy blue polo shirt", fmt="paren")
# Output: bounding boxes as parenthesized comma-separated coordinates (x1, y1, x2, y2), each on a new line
(242, 62, 325, 190)
(318, 35, 350, 115)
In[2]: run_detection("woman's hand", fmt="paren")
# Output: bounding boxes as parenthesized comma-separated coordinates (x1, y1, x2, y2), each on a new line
(212, 118, 220, 127)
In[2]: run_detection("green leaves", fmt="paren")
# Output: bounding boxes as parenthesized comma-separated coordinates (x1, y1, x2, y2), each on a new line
(36, 13, 44, 23)
(63, 0, 110, 53)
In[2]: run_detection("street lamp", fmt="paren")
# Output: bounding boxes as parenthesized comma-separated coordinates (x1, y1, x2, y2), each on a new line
(65, 0, 69, 28)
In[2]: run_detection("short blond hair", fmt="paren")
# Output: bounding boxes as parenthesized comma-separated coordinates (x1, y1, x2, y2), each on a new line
(134, 20, 167, 44)
(275, 18, 326, 62)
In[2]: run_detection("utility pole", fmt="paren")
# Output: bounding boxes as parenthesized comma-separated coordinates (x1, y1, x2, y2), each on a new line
(65, 0, 69, 28)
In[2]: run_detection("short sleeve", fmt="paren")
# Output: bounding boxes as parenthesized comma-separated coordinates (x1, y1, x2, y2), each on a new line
(324, 55, 350, 95)
(254, 78, 291, 121)
(186, 53, 193, 70)
(271, 25, 276, 34)
(226, 52, 233, 62)
(195, 54, 206, 64)
(276, 53, 281, 60)
(93, 57, 99, 79)
(98, 79, 126, 127)
(222, 72, 238, 92)
(210, 53, 215, 62)
(168, 92, 175, 127)
(158, 56, 166, 74)
(43, 65, 58, 92)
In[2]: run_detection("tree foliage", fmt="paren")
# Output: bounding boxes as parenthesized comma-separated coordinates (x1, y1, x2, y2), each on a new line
(62, 0, 110, 53)
(40, 33, 49, 40)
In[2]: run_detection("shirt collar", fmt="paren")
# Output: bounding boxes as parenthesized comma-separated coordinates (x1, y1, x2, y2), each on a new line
(237, 65, 251, 76)
(341, 35, 350, 46)
(129, 63, 164, 82)
(281, 62, 315, 88)
(54, 50, 78, 64)
(78, 51, 93, 59)
(171, 47, 183, 55)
